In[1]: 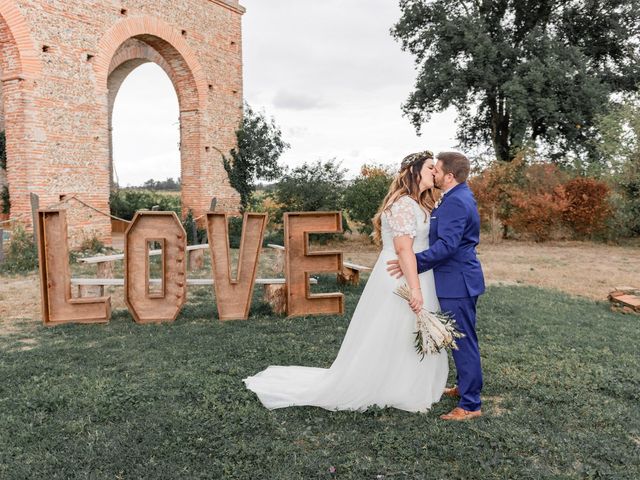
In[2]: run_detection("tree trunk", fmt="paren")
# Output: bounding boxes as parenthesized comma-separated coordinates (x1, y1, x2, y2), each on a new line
(490, 94, 512, 162)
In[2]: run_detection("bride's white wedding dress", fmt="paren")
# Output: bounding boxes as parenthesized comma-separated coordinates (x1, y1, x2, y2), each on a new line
(243, 195, 448, 412)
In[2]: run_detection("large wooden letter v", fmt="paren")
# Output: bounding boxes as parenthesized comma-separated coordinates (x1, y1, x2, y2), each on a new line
(206, 213, 267, 320)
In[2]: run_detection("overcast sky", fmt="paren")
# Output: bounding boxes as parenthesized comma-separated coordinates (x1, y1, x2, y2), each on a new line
(111, 0, 458, 186)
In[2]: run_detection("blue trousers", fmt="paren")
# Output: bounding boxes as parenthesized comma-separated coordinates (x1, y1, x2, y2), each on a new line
(439, 296, 483, 411)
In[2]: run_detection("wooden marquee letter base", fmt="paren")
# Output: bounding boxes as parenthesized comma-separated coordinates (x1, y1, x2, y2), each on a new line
(207, 212, 267, 320)
(284, 212, 344, 317)
(124, 212, 187, 324)
(37, 210, 111, 326)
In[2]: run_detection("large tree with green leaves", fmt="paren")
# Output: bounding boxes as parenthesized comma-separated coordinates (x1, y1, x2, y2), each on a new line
(223, 103, 289, 210)
(392, 0, 640, 162)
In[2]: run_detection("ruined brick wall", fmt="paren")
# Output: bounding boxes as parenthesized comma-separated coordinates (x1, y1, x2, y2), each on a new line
(0, 0, 244, 245)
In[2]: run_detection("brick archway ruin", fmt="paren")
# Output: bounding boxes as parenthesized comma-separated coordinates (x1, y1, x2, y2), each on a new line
(97, 16, 210, 214)
(0, 1, 244, 245)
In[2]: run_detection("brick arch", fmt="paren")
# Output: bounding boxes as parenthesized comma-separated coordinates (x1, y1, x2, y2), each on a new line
(93, 15, 208, 112)
(0, 0, 42, 79)
(107, 39, 180, 119)
(97, 16, 209, 215)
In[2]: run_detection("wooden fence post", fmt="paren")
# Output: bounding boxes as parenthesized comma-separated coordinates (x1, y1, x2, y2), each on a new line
(30, 193, 40, 243)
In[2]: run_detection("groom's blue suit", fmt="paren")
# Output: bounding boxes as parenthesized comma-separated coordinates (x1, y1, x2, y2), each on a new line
(415, 182, 485, 411)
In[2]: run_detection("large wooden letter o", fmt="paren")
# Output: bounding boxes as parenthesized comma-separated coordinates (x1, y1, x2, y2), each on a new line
(124, 212, 187, 323)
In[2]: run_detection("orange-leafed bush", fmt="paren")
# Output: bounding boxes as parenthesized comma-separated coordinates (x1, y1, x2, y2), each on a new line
(470, 152, 614, 241)
(508, 186, 569, 242)
(562, 178, 611, 238)
(468, 155, 525, 240)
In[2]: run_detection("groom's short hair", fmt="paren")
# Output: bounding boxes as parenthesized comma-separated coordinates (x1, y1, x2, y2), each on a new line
(436, 152, 470, 183)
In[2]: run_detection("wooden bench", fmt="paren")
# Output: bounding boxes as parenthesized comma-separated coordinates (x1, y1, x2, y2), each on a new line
(70, 277, 318, 315)
(266, 243, 372, 285)
(78, 244, 210, 276)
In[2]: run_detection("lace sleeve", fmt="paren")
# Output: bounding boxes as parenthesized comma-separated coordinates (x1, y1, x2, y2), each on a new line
(385, 196, 417, 238)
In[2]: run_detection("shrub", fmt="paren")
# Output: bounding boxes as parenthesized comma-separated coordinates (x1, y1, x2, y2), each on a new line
(1, 185, 9, 215)
(182, 209, 207, 246)
(469, 152, 616, 241)
(0, 225, 38, 274)
(0, 130, 6, 170)
(274, 160, 347, 219)
(343, 164, 394, 236)
(562, 178, 611, 238)
(227, 216, 244, 249)
(508, 186, 568, 242)
(109, 189, 181, 221)
(611, 157, 640, 237)
(468, 154, 527, 239)
(79, 233, 105, 254)
(246, 191, 284, 232)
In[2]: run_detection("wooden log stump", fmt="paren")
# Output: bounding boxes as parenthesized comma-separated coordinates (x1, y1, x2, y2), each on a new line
(263, 283, 287, 315)
(608, 287, 640, 315)
(96, 261, 114, 279)
(188, 249, 205, 271)
(337, 266, 360, 286)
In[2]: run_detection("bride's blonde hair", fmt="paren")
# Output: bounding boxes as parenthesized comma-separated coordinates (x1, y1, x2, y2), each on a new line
(371, 151, 437, 245)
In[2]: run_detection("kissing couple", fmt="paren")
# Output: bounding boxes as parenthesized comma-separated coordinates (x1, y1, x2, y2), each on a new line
(244, 151, 485, 421)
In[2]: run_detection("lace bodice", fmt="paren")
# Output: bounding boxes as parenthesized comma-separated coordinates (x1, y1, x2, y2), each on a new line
(381, 196, 430, 253)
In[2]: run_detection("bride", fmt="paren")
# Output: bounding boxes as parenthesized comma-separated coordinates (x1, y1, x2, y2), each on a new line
(243, 151, 448, 412)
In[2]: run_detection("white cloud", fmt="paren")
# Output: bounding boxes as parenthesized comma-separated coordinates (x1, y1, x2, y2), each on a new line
(273, 90, 329, 110)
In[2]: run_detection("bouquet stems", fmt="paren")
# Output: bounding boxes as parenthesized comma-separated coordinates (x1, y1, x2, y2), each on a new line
(394, 284, 465, 360)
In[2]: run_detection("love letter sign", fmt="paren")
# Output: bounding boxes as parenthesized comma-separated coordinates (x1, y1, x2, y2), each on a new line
(36, 209, 345, 326)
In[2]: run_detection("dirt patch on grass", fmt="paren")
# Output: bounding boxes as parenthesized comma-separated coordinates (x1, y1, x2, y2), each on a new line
(0, 275, 42, 328)
(478, 239, 640, 301)
(484, 395, 507, 416)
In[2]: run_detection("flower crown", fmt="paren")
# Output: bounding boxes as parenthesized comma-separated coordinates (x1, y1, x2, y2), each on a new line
(399, 150, 434, 172)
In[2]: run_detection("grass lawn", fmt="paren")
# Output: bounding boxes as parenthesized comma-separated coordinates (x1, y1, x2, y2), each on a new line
(0, 279, 638, 479)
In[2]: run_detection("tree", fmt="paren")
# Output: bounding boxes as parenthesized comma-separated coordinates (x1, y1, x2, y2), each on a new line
(273, 159, 348, 224)
(593, 95, 640, 236)
(343, 164, 394, 235)
(223, 103, 289, 210)
(392, 0, 640, 162)
(142, 177, 181, 191)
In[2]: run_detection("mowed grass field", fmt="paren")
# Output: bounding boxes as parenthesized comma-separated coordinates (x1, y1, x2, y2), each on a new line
(1, 277, 638, 479)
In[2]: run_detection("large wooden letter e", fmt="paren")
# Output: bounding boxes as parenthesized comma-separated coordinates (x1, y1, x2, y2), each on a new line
(284, 212, 344, 317)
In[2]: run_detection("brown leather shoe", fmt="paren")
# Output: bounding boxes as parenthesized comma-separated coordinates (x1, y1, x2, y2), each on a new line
(443, 385, 460, 398)
(439, 407, 482, 421)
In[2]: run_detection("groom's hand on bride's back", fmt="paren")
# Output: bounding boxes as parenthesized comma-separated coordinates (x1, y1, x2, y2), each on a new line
(386, 259, 403, 278)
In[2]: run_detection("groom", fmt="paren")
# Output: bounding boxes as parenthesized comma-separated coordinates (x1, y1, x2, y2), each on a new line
(387, 151, 485, 421)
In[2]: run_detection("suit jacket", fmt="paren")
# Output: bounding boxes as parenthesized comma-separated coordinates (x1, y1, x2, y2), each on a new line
(415, 182, 485, 299)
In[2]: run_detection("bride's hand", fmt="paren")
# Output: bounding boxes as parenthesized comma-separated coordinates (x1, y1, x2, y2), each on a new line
(386, 259, 403, 278)
(409, 287, 423, 313)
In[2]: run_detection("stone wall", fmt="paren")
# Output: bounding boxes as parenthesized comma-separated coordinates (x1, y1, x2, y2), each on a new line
(0, 0, 244, 245)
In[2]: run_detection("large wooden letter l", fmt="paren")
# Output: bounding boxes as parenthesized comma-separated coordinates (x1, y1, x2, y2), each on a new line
(37, 210, 111, 325)
(284, 212, 345, 317)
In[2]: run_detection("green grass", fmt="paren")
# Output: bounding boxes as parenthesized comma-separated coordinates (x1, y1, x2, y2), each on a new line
(0, 280, 638, 479)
